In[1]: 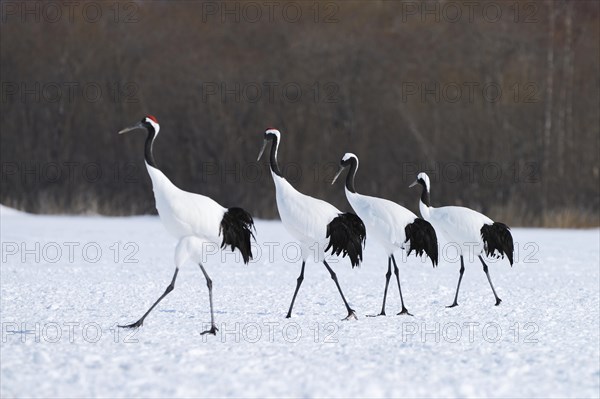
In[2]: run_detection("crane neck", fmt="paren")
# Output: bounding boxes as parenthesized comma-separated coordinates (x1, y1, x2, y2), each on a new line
(420, 183, 431, 207)
(345, 158, 358, 193)
(269, 136, 282, 177)
(144, 128, 158, 168)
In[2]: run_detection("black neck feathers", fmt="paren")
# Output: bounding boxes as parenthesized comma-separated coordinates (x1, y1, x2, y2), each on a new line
(144, 128, 157, 168)
(419, 181, 431, 207)
(345, 158, 358, 193)
(421, 187, 431, 207)
(269, 136, 282, 177)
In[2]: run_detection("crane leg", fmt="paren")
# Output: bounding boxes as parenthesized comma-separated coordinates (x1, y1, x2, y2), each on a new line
(323, 260, 357, 321)
(198, 263, 218, 335)
(286, 261, 305, 318)
(447, 256, 465, 308)
(479, 255, 502, 306)
(119, 267, 179, 328)
(391, 255, 413, 316)
(367, 257, 392, 317)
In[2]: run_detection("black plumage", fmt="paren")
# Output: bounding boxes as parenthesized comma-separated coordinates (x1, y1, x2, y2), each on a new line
(325, 212, 367, 268)
(220, 207, 256, 264)
(480, 222, 514, 266)
(404, 218, 439, 267)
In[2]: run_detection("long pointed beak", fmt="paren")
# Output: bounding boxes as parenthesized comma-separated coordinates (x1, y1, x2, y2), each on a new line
(257, 139, 267, 161)
(118, 122, 144, 135)
(409, 180, 418, 188)
(331, 166, 345, 185)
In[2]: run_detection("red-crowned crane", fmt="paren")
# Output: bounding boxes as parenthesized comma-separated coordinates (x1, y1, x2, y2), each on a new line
(117, 115, 255, 334)
(258, 129, 366, 320)
(410, 172, 514, 307)
(332, 153, 438, 316)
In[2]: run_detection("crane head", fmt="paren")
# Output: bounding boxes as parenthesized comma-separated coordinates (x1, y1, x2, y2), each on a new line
(332, 153, 358, 185)
(118, 115, 160, 135)
(257, 128, 281, 161)
(410, 172, 430, 191)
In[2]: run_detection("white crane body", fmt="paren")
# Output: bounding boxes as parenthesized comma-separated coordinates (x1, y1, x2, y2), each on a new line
(272, 172, 341, 261)
(146, 162, 225, 243)
(346, 189, 419, 255)
(421, 203, 493, 255)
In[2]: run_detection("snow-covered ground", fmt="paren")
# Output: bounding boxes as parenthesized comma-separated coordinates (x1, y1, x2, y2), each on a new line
(1, 205, 599, 398)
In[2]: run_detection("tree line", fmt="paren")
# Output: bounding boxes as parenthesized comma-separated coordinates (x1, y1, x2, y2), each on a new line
(1, 0, 598, 227)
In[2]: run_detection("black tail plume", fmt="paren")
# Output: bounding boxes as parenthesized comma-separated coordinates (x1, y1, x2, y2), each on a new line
(405, 218, 439, 267)
(480, 222, 514, 266)
(220, 207, 256, 264)
(325, 213, 366, 268)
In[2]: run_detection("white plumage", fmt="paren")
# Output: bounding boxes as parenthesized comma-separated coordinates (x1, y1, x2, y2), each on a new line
(333, 153, 438, 316)
(411, 172, 514, 307)
(146, 163, 225, 244)
(272, 173, 340, 261)
(117, 115, 255, 334)
(258, 129, 366, 320)
(346, 192, 419, 255)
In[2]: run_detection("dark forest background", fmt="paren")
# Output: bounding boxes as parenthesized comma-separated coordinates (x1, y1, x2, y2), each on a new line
(1, 0, 599, 226)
